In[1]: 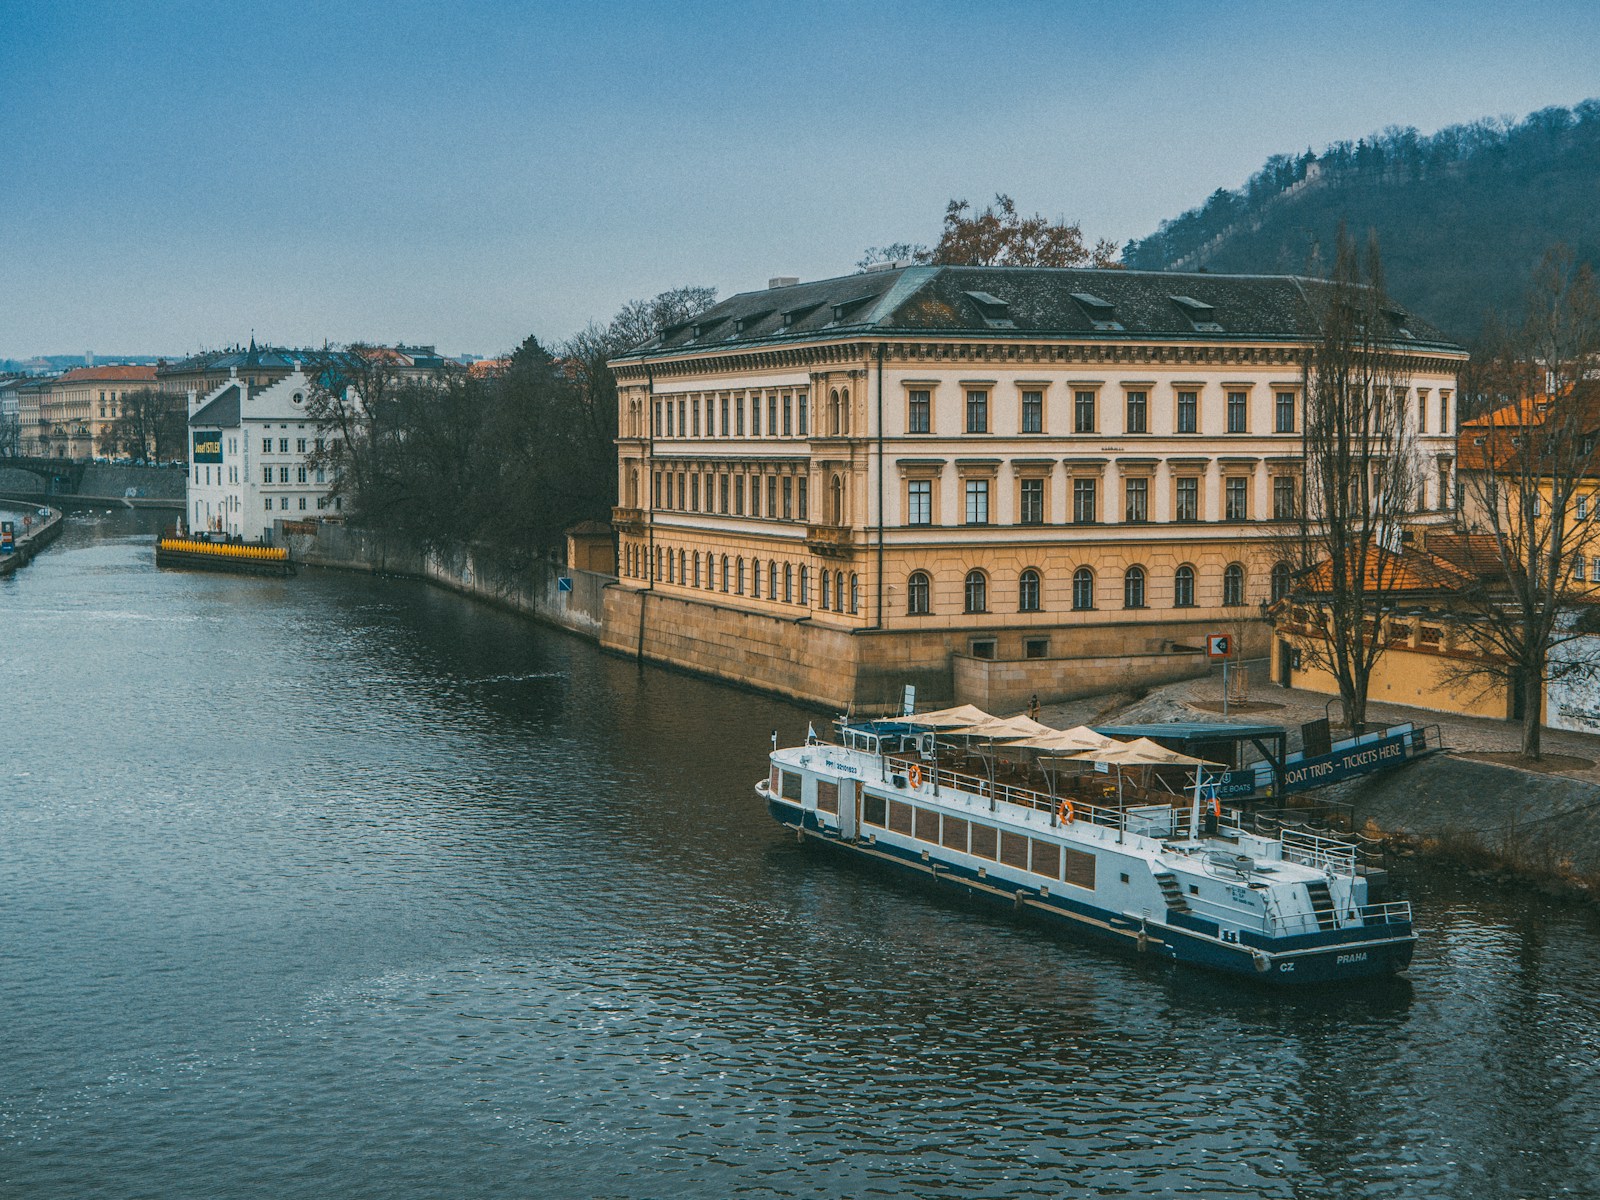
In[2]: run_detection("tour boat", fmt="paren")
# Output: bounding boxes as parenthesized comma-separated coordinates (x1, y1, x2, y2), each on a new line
(757, 709, 1415, 985)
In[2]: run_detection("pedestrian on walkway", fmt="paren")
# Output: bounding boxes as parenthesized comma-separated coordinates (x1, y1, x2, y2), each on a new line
(1028, 693, 1040, 722)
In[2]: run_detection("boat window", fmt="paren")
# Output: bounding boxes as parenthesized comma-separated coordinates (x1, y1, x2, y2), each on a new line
(816, 780, 839, 814)
(863, 793, 888, 827)
(770, 766, 779, 795)
(999, 830, 1029, 870)
(889, 800, 914, 835)
(941, 816, 969, 852)
(1065, 849, 1096, 890)
(970, 823, 998, 860)
(913, 806, 940, 843)
(781, 771, 803, 802)
(1030, 839, 1062, 878)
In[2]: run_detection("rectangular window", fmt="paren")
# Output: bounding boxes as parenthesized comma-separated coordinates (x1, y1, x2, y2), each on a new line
(783, 395, 792, 436)
(782, 477, 793, 520)
(279, 466, 289, 483)
(797, 477, 808, 520)
(768, 395, 778, 435)
(888, 799, 913, 835)
(913, 805, 939, 843)
(1021, 389, 1043, 433)
(941, 816, 968, 852)
(1274, 476, 1296, 520)
(1226, 477, 1249, 521)
(734, 475, 745, 515)
(1177, 390, 1198, 433)
(1064, 847, 1096, 890)
(999, 830, 1029, 870)
(1073, 478, 1097, 524)
(720, 397, 729, 436)
(679, 399, 687, 435)
(966, 389, 988, 433)
(691, 476, 700, 511)
(768, 476, 777, 517)
(262, 466, 272, 483)
(751, 397, 761, 437)
(298, 497, 307, 510)
(1275, 392, 1295, 433)
(1227, 391, 1247, 433)
(965, 479, 989, 524)
(653, 472, 661, 508)
(909, 389, 931, 433)
(781, 771, 802, 801)
(279, 438, 289, 453)
(864, 793, 888, 827)
(280, 497, 289, 509)
(908, 480, 932, 525)
(970, 639, 996, 660)
(736, 396, 745, 435)
(264, 497, 272, 510)
(1441, 393, 1450, 433)
(1124, 477, 1148, 523)
(1020, 478, 1044, 525)
(1126, 390, 1147, 433)
(1030, 839, 1061, 879)
(1176, 477, 1199, 521)
(1024, 637, 1050, 659)
(797, 393, 808, 436)
(816, 780, 839, 814)
(720, 475, 730, 514)
(262, 437, 271, 453)
(1074, 390, 1096, 433)
(970, 823, 998, 859)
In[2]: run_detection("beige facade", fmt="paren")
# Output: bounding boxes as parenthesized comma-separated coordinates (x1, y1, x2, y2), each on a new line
(39, 365, 158, 459)
(610, 267, 1466, 708)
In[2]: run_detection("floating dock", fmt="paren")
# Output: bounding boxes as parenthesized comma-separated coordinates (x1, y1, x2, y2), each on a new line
(155, 536, 294, 577)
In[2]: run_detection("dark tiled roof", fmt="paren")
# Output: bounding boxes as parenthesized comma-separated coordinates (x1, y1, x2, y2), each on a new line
(162, 346, 305, 375)
(189, 384, 241, 428)
(614, 266, 1463, 359)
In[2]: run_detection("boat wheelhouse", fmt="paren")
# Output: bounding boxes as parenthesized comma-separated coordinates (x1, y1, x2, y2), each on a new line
(757, 708, 1415, 985)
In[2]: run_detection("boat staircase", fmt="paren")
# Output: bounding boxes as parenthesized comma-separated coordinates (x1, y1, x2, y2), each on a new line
(1305, 880, 1340, 930)
(1155, 871, 1190, 913)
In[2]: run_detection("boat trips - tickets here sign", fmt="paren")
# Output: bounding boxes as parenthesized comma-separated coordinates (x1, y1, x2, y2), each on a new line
(1282, 730, 1415, 793)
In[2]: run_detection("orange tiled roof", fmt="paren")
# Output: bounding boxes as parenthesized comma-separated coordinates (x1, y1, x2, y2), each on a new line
(55, 364, 158, 383)
(1302, 543, 1475, 595)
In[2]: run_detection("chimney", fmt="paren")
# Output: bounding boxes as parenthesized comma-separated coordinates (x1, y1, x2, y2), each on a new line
(187, 388, 198, 417)
(768, 276, 799, 289)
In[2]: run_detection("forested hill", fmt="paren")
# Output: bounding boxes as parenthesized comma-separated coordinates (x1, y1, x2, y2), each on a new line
(1123, 102, 1600, 344)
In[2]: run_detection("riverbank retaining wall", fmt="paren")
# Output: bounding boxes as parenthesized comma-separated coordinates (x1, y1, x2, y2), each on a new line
(283, 521, 610, 639)
(0, 504, 64, 576)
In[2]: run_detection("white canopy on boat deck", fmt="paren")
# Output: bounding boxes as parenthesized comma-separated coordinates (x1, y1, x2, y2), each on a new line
(1068, 737, 1224, 768)
(902, 704, 995, 729)
(1004, 725, 1117, 755)
(946, 714, 1057, 741)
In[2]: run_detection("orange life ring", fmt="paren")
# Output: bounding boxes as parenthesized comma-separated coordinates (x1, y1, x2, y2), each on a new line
(1058, 799, 1076, 824)
(906, 763, 922, 789)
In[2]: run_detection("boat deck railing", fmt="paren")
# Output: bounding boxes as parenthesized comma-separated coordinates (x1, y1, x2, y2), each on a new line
(911, 758, 1141, 831)
(1266, 899, 1415, 938)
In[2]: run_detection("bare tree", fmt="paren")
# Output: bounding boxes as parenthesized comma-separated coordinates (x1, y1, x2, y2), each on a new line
(1447, 246, 1600, 757)
(859, 195, 1121, 272)
(1285, 227, 1421, 731)
(106, 387, 185, 462)
(303, 347, 409, 522)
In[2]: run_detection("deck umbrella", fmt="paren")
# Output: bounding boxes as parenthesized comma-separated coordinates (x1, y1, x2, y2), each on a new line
(901, 704, 995, 729)
(1068, 738, 1227, 840)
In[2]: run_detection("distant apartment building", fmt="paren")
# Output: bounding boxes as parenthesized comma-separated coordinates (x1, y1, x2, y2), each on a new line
(16, 378, 52, 455)
(605, 265, 1467, 709)
(40, 364, 157, 459)
(160, 341, 455, 399)
(186, 369, 341, 540)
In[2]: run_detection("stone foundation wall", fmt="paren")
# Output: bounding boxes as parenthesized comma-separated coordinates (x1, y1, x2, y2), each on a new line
(952, 649, 1212, 712)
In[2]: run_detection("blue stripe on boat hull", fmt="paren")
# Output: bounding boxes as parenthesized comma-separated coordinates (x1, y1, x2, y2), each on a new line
(765, 795, 1413, 987)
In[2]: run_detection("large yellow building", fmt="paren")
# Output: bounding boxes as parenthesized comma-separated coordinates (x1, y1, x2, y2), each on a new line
(606, 266, 1465, 709)
(40, 364, 158, 459)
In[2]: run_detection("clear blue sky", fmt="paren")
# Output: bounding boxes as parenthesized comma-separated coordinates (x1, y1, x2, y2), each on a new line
(5, 0, 1600, 359)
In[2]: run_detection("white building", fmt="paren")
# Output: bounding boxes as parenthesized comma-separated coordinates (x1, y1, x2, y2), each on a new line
(186, 369, 341, 541)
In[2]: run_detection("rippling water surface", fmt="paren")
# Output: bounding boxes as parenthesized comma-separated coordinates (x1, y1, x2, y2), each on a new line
(3, 511, 1599, 1198)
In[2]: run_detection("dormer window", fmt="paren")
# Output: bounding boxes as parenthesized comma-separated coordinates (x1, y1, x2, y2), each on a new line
(830, 294, 879, 323)
(1171, 294, 1223, 333)
(781, 302, 822, 328)
(733, 309, 773, 335)
(962, 290, 1016, 329)
(1070, 292, 1123, 332)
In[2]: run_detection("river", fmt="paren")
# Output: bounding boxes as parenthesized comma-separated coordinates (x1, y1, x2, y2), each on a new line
(3, 510, 1598, 1198)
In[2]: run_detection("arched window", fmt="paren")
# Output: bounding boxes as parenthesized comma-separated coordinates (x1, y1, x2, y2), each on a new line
(721, 554, 730, 592)
(821, 570, 832, 611)
(737, 557, 746, 594)
(849, 573, 859, 614)
(831, 474, 845, 525)
(799, 565, 809, 606)
(1124, 565, 1146, 609)
(840, 386, 850, 435)
(1072, 567, 1095, 611)
(1224, 563, 1246, 607)
(693, 551, 701, 588)
(1019, 568, 1041, 612)
(1174, 564, 1195, 608)
(965, 569, 988, 613)
(654, 547, 662, 581)
(829, 388, 841, 436)
(784, 563, 794, 603)
(752, 558, 761, 598)
(770, 561, 779, 599)
(908, 571, 931, 615)
(1271, 561, 1292, 603)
